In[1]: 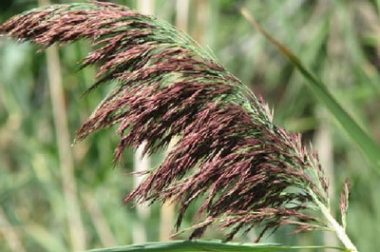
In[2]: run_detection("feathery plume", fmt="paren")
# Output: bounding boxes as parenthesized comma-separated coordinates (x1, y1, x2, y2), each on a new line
(0, 1, 331, 241)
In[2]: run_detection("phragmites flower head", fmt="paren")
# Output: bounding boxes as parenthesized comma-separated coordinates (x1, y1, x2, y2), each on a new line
(0, 1, 330, 241)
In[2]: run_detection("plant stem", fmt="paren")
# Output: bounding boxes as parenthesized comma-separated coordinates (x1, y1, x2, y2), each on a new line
(309, 190, 358, 252)
(38, 0, 86, 250)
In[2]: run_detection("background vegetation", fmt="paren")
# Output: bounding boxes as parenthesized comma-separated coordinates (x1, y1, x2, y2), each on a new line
(0, 0, 379, 251)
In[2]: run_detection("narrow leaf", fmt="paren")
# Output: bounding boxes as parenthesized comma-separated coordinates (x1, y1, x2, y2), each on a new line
(88, 240, 345, 252)
(241, 8, 380, 173)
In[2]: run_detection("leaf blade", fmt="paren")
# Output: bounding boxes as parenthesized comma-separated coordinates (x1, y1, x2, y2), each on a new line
(241, 8, 380, 172)
(88, 240, 345, 252)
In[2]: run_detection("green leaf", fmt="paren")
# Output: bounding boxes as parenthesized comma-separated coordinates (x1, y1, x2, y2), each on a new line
(241, 8, 380, 173)
(88, 240, 345, 252)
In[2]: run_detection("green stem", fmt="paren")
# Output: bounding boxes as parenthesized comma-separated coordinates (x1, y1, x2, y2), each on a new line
(309, 190, 358, 252)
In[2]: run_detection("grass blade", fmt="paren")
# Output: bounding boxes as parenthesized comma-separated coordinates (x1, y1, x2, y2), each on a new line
(89, 240, 345, 252)
(241, 8, 380, 172)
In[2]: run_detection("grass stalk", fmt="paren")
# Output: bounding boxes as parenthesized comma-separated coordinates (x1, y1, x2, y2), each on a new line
(132, 143, 150, 243)
(159, 138, 177, 241)
(38, 0, 86, 250)
(175, 0, 190, 32)
(309, 189, 358, 252)
(193, 0, 209, 45)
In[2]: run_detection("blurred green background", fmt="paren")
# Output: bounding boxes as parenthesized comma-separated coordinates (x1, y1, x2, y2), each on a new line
(0, 0, 380, 251)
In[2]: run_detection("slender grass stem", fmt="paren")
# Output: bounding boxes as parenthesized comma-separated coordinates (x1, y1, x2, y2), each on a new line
(309, 189, 358, 252)
(38, 0, 86, 250)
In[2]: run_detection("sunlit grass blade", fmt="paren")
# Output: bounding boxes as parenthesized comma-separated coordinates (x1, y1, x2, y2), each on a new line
(89, 240, 345, 252)
(241, 8, 380, 172)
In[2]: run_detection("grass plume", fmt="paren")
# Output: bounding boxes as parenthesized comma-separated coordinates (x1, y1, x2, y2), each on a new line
(0, 2, 356, 250)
